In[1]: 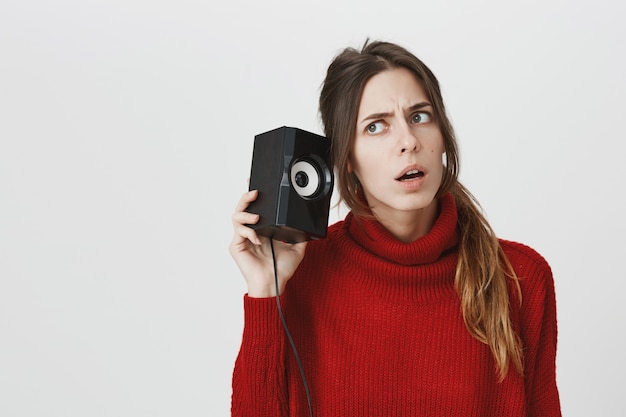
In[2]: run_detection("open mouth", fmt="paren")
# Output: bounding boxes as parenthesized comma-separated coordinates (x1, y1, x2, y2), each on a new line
(396, 169, 425, 181)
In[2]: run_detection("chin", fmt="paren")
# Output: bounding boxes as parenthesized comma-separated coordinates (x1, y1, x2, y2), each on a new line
(367, 189, 439, 214)
(386, 198, 437, 214)
(406, 192, 438, 210)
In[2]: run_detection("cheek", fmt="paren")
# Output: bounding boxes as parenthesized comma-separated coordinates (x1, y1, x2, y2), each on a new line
(348, 145, 367, 178)
(350, 145, 381, 178)
(429, 135, 446, 161)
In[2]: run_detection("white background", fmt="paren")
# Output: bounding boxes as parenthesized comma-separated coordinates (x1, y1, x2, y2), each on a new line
(1, 0, 625, 415)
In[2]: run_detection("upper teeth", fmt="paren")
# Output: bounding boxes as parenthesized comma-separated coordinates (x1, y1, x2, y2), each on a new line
(406, 170, 420, 175)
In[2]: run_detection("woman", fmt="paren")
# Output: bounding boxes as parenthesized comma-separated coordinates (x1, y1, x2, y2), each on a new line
(229, 40, 561, 416)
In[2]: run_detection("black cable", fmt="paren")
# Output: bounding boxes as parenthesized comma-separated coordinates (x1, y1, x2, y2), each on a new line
(269, 238, 314, 417)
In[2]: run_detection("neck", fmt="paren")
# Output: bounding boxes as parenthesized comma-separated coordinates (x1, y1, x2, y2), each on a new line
(371, 200, 440, 243)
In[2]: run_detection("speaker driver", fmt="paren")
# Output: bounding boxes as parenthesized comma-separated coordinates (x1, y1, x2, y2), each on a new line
(290, 158, 322, 198)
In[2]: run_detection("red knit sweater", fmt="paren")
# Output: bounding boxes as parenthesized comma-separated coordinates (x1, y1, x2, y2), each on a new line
(231, 193, 561, 416)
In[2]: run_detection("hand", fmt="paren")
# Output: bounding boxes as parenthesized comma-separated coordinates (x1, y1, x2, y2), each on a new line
(229, 190, 307, 298)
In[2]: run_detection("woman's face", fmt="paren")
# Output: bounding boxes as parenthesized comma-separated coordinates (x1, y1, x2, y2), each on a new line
(350, 67, 445, 220)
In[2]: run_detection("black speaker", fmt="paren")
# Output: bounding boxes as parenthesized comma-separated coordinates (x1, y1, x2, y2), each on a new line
(245, 126, 333, 243)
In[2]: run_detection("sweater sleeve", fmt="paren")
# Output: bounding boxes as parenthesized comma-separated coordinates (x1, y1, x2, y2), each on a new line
(231, 295, 290, 417)
(518, 252, 562, 417)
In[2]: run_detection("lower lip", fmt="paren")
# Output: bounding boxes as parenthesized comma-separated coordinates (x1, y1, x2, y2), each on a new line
(396, 175, 426, 190)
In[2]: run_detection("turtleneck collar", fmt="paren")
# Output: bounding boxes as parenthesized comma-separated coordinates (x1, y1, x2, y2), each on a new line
(345, 193, 459, 266)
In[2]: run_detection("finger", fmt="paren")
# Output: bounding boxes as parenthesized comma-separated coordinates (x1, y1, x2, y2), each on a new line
(293, 240, 308, 251)
(271, 239, 308, 258)
(288, 241, 308, 260)
(232, 223, 262, 246)
(232, 211, 259, 227)
(234, 190, 258, 212)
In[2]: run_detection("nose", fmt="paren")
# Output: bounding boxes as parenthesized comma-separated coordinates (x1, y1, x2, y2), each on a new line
(398, 122, 420, 154)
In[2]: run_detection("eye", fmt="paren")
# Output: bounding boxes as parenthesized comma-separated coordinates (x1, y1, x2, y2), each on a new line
(411, 112, 432, 124)
(366, 121, 385, 134)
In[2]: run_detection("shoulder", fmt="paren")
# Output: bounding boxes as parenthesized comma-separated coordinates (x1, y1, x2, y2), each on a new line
(499, 239, 556, 313)
(499, 239, 552, 278)
(304, 219, 346, 258)
(289, 220, 348, 294)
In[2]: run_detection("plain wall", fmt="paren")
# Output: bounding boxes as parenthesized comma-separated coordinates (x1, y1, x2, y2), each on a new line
(1, 0, 625, 415)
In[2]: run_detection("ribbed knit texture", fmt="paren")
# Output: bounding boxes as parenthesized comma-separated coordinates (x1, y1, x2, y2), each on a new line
(232, 193, 561, 416)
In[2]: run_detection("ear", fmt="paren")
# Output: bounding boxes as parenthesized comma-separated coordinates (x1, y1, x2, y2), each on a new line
(347, 159, 353, 174)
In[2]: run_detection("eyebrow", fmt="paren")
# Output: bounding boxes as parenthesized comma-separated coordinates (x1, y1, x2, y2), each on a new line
(359, 102, 433, 125)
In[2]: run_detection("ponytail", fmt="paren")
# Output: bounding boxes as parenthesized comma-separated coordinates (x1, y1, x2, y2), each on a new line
(452, 182, 523, 381)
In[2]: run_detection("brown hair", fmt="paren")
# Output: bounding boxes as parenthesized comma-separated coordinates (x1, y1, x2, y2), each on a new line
(319, 40, 523, 380)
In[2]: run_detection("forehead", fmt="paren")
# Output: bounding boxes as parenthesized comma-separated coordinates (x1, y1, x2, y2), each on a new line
(358, 67, 428, 115)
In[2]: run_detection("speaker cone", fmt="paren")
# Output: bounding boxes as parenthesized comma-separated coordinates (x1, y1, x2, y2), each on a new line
(290, 158, 322, 198)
